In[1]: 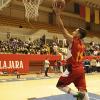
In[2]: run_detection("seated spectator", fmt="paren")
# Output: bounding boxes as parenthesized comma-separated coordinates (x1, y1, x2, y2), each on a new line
(96, 59, 100, 72)
(84, 59, 91, 73)
(90, 58, 97, 72)
(2, 70, 8, 75)
(0, 71, 3, 75)
(53, 42, 58, 55)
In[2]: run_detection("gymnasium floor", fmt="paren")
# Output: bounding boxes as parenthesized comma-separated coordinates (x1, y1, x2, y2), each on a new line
(0, 73, 100, 100)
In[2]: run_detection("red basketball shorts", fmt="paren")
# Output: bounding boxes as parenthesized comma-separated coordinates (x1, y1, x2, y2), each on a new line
(56, 69, 87, 91)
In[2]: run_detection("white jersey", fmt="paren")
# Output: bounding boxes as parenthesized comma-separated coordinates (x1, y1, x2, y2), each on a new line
(44, 60, 50, 68)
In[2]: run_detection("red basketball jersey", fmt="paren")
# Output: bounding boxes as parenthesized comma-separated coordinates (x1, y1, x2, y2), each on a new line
(68, 36, 85, 69)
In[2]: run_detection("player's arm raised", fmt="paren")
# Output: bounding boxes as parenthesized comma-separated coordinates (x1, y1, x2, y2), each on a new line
(56, 13, 73, 41)
(53, 2, 73, 41)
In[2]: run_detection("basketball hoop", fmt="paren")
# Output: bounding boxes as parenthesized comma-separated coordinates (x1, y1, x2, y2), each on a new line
(23, 0, 43, 21)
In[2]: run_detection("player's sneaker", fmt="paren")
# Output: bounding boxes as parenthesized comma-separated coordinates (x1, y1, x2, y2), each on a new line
(73, 92, 84, 100)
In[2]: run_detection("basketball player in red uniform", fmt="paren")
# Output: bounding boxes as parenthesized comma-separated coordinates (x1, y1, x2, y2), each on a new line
(53, 1, 89, 100)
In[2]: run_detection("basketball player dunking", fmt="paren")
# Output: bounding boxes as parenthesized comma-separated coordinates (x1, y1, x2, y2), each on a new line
(53, 0, 89, 100)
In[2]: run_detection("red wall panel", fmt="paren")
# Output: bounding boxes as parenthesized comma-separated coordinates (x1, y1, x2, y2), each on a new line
(0, 54, 61, 73)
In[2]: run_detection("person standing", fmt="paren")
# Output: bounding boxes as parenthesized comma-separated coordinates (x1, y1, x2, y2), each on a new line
(90, 58, 97, 72)
(44, 58, 50, 77)
(84, 59, 90, 73)
(53, 1, 89, 100)
(96, 59, 100, 72)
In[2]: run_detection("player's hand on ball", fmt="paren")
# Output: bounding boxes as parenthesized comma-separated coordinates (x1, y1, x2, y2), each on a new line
(53, 0, 65, 15)
(53, 0, 65, 9)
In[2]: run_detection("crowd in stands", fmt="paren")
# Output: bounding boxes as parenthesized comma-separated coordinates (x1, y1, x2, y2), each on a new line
(0, 34, 100, 56)
(0, 34, 57, 54)
(85, 41, 100, 56)
(0, 34, 69, 55)
(83, 58, 100, 73)
(0, 37, 34, 54)
(83, 41, 100, 73)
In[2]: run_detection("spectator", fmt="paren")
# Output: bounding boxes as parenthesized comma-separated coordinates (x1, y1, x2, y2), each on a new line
(53, 42, 58, 55)
(54, 60, 59, 72)
(90, 58, 97, 72)
(13, 70, 20, 79)
(96, 59, 100, 72)
(84, 59, 90, 73)
(44, 58, 50, 77)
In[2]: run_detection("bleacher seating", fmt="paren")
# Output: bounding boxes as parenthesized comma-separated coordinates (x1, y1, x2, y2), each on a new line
(0, 15, 74, 34)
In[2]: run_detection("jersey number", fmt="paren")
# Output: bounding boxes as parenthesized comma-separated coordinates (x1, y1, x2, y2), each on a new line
(76, 52, 83, 62)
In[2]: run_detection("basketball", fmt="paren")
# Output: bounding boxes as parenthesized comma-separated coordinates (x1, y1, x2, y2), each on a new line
(54, 0, 65, 9)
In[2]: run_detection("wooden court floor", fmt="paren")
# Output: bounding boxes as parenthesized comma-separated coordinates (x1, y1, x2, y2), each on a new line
(0, 73, 100, 100)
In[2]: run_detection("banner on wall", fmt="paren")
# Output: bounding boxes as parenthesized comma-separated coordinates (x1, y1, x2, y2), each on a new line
(0, 60, 23, 69)
(0, 54, 28, 73)
(95, 9, 100, 24)
(85, 6, 90, 22)
(0, 54, 61, 73)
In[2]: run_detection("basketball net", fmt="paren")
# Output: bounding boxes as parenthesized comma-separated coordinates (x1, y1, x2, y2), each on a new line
(23, 0, 43, 22)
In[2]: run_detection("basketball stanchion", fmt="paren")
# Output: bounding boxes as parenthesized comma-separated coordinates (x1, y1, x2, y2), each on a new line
(0, 0, 11, 10)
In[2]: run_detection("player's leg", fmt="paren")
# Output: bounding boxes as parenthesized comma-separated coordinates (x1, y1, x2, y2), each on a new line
(56, 75, 78, 96)
(58, 86, 78, 95)
(74, 73, 89, 100)
(83, 92, 89, 100)
(45, 67, 49, 76)
(73, 90, 89, 100)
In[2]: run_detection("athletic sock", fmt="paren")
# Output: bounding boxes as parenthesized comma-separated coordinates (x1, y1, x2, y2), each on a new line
(60, 87, 78, 95)
(83, 92, 89, 100)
